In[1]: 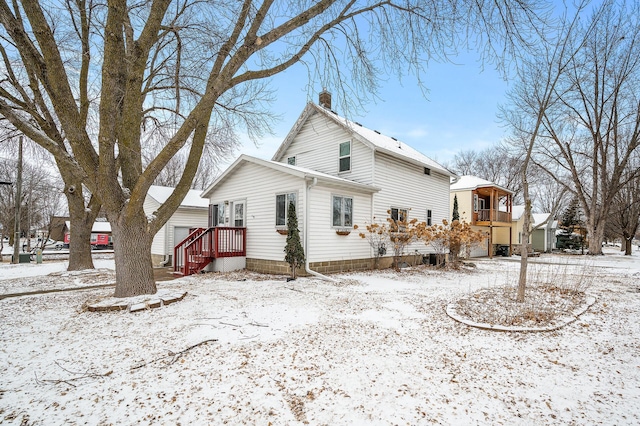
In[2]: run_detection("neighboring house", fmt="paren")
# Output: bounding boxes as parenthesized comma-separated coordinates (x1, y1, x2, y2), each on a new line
(63, 220, 113, 248)
(143, 185, 210, 266)
(450, 175, 514, 257)
(511, 206, 558, 253)
(186, 93, 455, 276)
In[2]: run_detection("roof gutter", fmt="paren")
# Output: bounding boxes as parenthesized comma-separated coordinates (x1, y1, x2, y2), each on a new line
(304, 176, 336, 282)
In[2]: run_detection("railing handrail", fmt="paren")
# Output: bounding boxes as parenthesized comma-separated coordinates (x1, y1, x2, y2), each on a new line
(476, 209, 512, 222)
(174, 227, 247, 275)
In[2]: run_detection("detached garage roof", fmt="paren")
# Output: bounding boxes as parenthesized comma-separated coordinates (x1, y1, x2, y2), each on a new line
(147, 185, 209, 209)
(65, 221, 112, 233)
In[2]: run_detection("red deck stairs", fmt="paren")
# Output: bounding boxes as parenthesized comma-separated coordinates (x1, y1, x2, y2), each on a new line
(173, 227, 246, 276)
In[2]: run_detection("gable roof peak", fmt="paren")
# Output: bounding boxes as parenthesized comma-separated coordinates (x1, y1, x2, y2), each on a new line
(272, 102, 455, 177)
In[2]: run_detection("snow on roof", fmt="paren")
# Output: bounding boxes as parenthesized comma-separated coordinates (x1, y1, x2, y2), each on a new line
(64, 221, 112, 233)
(511, 207, 556, 228)
(202, 154, 380, 198)
(532, 213, 555, 227)
(512, 205, 525, 220)
(337, 113, 454, 177)
(147, 185, 209, 208)
(450, 175, 512, 193)
(273, 103, 455, 177)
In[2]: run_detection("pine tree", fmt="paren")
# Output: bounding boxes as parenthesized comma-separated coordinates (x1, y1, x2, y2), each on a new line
(284, 202, 305, 279)
(560, 197, 584, 234)
(452, 194, 460, 222)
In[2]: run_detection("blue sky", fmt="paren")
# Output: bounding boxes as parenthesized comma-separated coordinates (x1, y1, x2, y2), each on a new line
(234, 49, 510, 168)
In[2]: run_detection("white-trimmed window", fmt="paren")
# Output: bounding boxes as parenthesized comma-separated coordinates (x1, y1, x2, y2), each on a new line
(210, 203, 226, 226)
(276, 192, 297, 227)
(233, 201, 245, 227)
(390, 207, 408, 223)
(332, 195, 353, 227)
(426, 209, 432, 226)
(287, 156, 296, 166)
(339, 141, 351, 172)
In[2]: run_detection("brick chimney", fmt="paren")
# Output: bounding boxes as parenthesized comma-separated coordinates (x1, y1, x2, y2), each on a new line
(319, 89, 331, 110)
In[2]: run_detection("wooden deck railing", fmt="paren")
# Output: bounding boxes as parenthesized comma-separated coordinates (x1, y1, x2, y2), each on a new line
(477, 209, 511, 223)
(173, 227, 246, 276)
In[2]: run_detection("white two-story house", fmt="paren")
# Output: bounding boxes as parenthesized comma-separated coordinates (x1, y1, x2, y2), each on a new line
(178, 92, 455, 276)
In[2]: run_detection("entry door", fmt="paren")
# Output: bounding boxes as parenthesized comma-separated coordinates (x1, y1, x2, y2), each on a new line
(232, 201, 245, 227)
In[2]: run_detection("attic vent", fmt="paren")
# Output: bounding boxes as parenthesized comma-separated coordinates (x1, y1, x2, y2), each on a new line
(424, 167, 431, 175)
(374, 130, 380, 134)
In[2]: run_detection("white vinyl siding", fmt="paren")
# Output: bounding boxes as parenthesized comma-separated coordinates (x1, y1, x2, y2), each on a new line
(144, 194, 209, 258)
(306, 186, 372, 262)
(206, 162, 306, 261)
(278, 112, 373, 184)
(373, 152, 450, 254)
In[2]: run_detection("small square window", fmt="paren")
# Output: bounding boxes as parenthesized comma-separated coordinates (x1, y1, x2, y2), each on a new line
(424, 167, 431, 175)
(287, 156, 296, 166)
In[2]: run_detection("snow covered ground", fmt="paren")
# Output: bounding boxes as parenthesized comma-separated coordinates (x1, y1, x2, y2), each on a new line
(1, 248, 639, 425)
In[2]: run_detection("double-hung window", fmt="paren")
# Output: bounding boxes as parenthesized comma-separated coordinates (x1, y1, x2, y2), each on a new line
(390, 207, 408, 223)
(390, 207, 408, 231)
(332, 195, 353, 227)
(339, 141, 351, 172)
(426, 209, 432, 226)
(276, 192, 297, 227)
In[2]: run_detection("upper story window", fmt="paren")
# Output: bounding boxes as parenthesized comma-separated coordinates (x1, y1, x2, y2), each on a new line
(287, 156, 296, 166)
(332, 195, 353, 227)
(424, 167, 431, 175)
(339, 141, 351, 172)
(276, 192, 297, 227)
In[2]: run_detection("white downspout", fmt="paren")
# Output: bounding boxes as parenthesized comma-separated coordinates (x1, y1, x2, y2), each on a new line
(304, 177, 336, 282)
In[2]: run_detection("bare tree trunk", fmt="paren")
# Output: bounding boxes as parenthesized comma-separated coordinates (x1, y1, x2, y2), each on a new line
(62, 173, 103, 270)
(111, 209, 156, 298)
(517, 197, 532, 302)
(67, 214, 95, 270)
(624, 232, 632, 255)
(65, 188, 99, 270)
(587, 223, 605, 255)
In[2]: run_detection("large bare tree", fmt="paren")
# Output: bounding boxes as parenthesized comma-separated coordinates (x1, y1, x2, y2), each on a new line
(451, 145, 525, 203)
(534, 0, 640, 255)
(0, 0, 547, 297)
(501, 1, 592, 301)
(606, 159, 640, 255)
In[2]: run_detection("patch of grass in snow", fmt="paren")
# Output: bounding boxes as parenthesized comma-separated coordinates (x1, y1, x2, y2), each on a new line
(453, 261, 595, 329)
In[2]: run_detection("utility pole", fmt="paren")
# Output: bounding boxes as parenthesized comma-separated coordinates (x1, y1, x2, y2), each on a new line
(12, 136, 23, 264)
